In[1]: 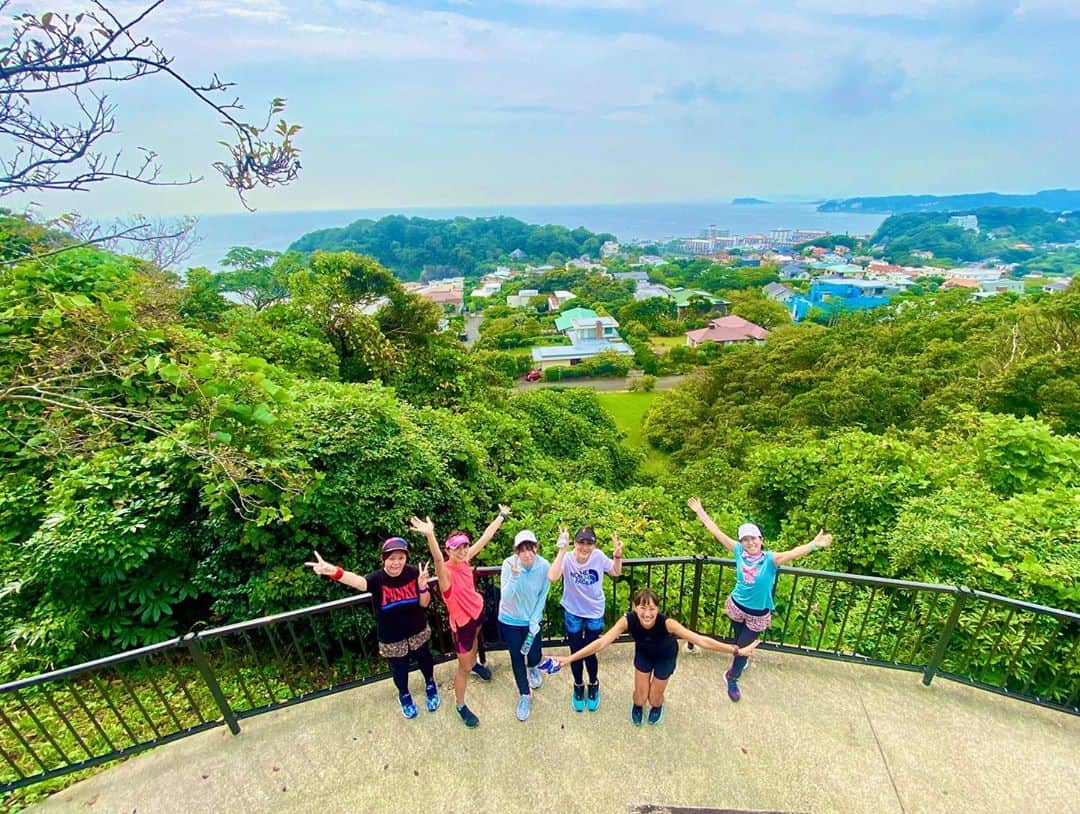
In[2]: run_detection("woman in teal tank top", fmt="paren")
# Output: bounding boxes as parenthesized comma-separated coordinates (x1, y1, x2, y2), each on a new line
(688, 498, 833, 702)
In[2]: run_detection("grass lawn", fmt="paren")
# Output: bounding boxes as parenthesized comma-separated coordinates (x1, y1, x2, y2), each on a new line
(596, 391, 670, 476)
(649, 334, 686, 353)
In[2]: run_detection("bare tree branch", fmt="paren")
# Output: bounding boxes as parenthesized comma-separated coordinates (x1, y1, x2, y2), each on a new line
(0, 1, 301, 204)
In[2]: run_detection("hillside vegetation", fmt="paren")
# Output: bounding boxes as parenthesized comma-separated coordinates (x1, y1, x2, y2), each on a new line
(288, 214, 614, 279)
(0, 212, 1076, 684)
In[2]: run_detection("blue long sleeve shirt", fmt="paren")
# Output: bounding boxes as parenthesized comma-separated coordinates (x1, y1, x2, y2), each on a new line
(497, 554, 550, 634)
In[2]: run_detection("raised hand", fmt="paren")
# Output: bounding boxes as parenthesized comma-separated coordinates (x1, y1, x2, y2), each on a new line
(304, 550, 338, 578)
(418, 560, 431, 588)
(510, 556, 521, 576)
(611, 532, 623, 559)
(812, 529, 833, 549)
(687, 497, 703, 515)
(556, 526, 569, 549)
(409, 516, 435, 537)
(497, 503, 512, 517)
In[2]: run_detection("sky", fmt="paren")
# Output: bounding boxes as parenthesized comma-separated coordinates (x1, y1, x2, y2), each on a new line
(5, 0, 1080, 217)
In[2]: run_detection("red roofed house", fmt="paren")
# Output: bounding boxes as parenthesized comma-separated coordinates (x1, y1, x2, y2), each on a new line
(940, 278, 980, 291)
(418, 288, 464, 312)
(685, 316, 770, 348)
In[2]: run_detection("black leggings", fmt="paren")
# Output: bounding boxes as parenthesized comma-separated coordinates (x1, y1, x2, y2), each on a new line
(729, 620, 762, 680)
(499, 621, 542, 696)
(567, 627, 601, 684)
(387, 643, 435, 695)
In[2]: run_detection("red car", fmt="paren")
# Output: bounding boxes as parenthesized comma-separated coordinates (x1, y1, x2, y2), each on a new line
(525, 368, 542, 382)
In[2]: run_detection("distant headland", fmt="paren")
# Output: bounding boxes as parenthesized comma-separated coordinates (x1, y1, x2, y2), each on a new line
(817, 188, 1080, 214)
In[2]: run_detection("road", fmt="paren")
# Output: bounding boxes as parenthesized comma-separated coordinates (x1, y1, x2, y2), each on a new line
(516, 374, 688, 392)
(462, 314, 483, 347)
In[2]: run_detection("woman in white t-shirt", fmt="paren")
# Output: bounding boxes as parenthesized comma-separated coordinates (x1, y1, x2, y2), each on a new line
(547, 525, 623, 712)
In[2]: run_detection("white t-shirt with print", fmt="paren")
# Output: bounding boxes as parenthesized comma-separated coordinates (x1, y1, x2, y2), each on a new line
(558, 549, 614, 620)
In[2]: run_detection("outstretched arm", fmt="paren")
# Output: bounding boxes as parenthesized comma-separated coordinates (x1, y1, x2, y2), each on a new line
(665, 618, 738, 655)
(687, 498, 737, 553)
(468, 503, 511, 561)
(305, 550, 368, 592)
(772, 529, 833, 567)
(409, 516, 450, 593)
(555, 616, 628, 668)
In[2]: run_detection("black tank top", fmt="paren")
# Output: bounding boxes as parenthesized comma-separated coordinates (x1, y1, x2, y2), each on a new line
(625, 611, 678, 660)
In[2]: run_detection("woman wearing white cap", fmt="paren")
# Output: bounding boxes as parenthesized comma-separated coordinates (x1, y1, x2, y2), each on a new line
(687, 498, 832, 702)
(498, 529, 550, 721)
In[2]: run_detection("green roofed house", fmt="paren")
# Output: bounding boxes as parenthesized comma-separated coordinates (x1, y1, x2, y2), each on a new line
(554, 306, 599, 332)
(669, 288, 724, 318)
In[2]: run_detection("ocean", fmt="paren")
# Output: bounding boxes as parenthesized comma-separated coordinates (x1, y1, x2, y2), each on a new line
(185, 202, 888, 270)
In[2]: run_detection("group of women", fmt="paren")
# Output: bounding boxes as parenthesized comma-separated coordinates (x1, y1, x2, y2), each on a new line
(306, 499, 833, 727)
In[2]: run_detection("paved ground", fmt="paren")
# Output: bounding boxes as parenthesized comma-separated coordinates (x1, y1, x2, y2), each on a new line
(31, 647, 1080, 814)
(517, 374, 688, 392)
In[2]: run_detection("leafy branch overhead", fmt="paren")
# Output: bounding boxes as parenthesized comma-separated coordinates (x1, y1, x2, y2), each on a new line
(0, 0, 301, 206)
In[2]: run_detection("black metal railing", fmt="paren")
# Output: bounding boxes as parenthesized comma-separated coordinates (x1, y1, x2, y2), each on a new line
(2, 558, 1077, 797)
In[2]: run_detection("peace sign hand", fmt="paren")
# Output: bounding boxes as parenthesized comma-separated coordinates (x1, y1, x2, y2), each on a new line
(417, 560, 432, 589)
(304, 550, 338, 578)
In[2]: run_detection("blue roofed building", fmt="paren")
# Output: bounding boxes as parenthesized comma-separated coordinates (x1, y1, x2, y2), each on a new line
(788, 277, 906, 322)
(532, 309, 634, 370)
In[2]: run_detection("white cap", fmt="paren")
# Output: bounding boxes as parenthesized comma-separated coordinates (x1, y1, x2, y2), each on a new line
(737, 523, 763, 540)
(514, 529, 538, 548)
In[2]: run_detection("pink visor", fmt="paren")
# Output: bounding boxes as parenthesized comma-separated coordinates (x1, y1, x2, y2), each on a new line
(446, 533, 470, 549)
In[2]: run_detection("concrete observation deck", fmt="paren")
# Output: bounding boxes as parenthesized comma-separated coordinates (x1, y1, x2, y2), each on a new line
(31, 646, 1080, 814)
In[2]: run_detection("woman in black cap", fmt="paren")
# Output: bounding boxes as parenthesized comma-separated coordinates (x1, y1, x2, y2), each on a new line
(306, 538, 438, 719)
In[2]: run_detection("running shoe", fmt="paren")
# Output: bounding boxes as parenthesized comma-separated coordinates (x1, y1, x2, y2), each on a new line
(572, 683, 586, 712)
(630, 704, 644, 726)
(456, 704, 480, 728)
(425, 681, 440, 713)
(471, 662, 492, 681)
(647, 705, 664, 725)
(586, 682, 600, 711)
(516, 694, 532, 722)
(399, 692, 418, 719)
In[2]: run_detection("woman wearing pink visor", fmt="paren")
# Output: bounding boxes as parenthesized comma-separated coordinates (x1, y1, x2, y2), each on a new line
(410, 505, 511, 728)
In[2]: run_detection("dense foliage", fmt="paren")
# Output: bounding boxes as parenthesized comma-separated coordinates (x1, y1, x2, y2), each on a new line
(871, 208, 1080, 266)
(1, 211, 1077, 687)
(287, 215, 615, 279)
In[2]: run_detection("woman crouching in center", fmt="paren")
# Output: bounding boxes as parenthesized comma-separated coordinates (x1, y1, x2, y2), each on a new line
(555, 588, 739, 725)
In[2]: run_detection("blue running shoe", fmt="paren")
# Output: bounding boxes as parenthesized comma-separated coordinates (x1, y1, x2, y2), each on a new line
(425, 681, 440, 713)
(527, 666, 543, 689)
(647, 705, 664, 725)
(586, 682, 600, 711)
(516, 694, 532, 722)
(456, 704, 479, 728)
(630, 704, 644, 726)
(724, 669, 741, 703)
(571, 683, 586, 712)
(399, 692, 418, 719)
(471, 662, 492, 681)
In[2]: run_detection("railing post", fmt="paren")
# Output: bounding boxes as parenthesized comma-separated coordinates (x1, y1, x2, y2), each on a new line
(183, 633, 241, 735)
(923, 586, 970, 686)
(689, 555, 705, 631)
(685, 555, 705, 652)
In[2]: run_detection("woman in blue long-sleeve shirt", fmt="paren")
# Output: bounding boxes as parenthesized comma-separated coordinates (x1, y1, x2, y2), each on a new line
(498, 529, 550, 721)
